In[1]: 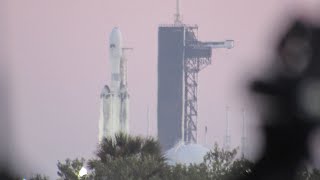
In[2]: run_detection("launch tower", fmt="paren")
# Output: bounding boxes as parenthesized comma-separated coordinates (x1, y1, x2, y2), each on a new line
(157, 0, 234, 150)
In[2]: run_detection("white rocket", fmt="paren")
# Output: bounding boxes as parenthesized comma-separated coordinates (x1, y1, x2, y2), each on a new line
(99, 27, 130, 141)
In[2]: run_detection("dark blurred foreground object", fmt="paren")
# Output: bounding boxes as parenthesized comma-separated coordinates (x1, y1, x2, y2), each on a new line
(243, 20, 320, 180)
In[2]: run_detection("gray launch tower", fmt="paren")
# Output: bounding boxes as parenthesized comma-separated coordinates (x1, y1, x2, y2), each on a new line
(157, 0, 234, 151)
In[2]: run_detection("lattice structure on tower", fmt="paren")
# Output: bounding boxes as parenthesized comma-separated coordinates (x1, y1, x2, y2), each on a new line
(183, 26, 212, 143)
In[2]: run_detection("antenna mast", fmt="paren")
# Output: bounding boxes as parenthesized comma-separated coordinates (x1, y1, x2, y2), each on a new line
(223, 106, 231, 151)
(241, 108, 247, 158)
(205, 125, 208, 146)
(147, 106, 150, 136)
(174, 0, 182, 25)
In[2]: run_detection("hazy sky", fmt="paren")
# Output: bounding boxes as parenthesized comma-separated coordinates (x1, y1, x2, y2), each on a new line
(3, 0, 320, 178)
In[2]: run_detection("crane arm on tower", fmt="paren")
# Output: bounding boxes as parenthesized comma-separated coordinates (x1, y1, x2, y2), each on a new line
(202, 40, 234, 49)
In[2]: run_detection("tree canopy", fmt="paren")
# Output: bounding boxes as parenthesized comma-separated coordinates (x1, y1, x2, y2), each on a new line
(53, 133, 320, 180)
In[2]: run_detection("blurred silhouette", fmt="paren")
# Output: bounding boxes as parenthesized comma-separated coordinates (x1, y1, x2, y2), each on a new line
(243, 19, 320, 180)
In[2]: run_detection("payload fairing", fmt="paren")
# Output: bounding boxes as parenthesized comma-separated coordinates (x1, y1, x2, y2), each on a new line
(99, 27, 130, 141)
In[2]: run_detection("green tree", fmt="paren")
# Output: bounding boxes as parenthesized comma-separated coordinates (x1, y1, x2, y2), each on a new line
(88, 133, 166, 180)
(203, 143, 238, 179)
(309, 168, 320, 180)
(227, 158, 254, 179)
(295, 166, 320, 180)
(296, 165, 311, 180)
(162, 144, 253, 180)
(57, 158, 85, 180)
(29, 174, 49, 180)
(57, 134, 258, 180)
(164, 163, 210, 180)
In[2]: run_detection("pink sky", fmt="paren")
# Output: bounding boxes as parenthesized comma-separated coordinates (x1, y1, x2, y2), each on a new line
(3, 0, 320, 178)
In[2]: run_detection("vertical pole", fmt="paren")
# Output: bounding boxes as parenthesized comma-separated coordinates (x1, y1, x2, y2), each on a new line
(226, 106, 229, 140)
(147, 106, 150, 137)
(205, 126, 208, 146)
(174, 0, 182, 24)
(176, 0, 180, 18)
(241, 108, 246, 159)
(224, 106, 230, 151)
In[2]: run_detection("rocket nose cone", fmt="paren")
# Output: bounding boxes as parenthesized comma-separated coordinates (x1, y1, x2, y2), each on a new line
(109, 27, 122, 49)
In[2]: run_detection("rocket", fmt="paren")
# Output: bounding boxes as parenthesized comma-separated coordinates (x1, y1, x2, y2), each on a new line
(99, 27, 130, 141)
(109, 27, 122, 91)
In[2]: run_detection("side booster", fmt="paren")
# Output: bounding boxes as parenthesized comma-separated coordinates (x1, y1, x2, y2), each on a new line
(99, 27, 130, 141)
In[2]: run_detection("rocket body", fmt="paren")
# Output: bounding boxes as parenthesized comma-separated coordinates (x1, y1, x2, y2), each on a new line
(99, 27, 130, 141)
(109, 27, 122, 91)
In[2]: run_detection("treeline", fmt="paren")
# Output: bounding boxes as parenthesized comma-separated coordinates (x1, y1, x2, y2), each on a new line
(31, 133, 320, 180)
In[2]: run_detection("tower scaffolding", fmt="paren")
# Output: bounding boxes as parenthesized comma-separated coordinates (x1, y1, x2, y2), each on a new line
(183, 27, 234, 143)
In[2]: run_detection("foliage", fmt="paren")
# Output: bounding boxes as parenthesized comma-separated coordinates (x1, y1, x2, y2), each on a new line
(29, 174, 49, 180)
(95, 133, 162, 160)
(227, 158, 254, 179)
(296, 166, 320, 180)
(88, 133, 166, 180)
(55, 134, 320, 180)
(57, 158, 86, 180)
(160, 144, 253, 180)
(163, 163, 210, 180)
(309, 168, 320, 180)
(296, 165, 311, 180)
(82, 134, 257, 180)
(203, 143, 238, 179)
